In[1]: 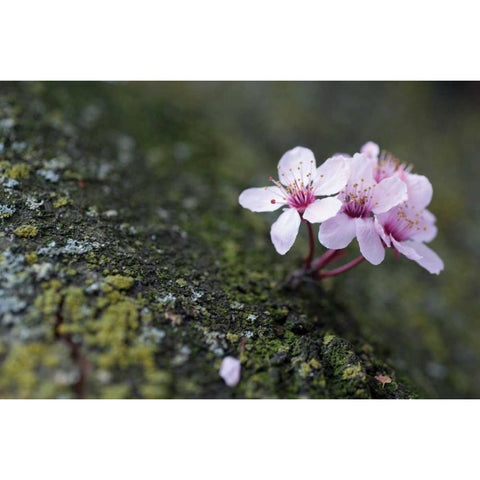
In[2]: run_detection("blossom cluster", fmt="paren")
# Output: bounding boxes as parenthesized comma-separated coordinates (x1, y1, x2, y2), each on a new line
(239, 142, 443, 275)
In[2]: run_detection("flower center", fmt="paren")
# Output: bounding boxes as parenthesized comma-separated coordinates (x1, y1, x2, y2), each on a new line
(374, 151, 410, 183)
(287, 187, 315, 213)
(269, 175, 316, 213)
(340, 180, 375, 218)
(384, 206, 426, 242)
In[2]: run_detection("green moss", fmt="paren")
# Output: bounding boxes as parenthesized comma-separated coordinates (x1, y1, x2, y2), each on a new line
(309, 358, 321, 370)
(53, 196, 69, 208)
(8, 163, 31, 179)
(226, 332, 239, 342)
(100, 383, 132, 399)
(89, 299, 156, 372)
(323, 333, 335, 345)
(300, 362, 312, 377)
(58, 286, 91, 336)
(321, 336, 370, 398)
(342, 364, 364, 380)
(0, 160, 12, 172)
(14, 224, 38, 238)
(0, 343, 69, 399)
(140, 371, 172, 399)
(25, 252, 38, 264)
(34, 280, 63, 325)
(0, 206, 15, 219)
(105, 274, 134, 291)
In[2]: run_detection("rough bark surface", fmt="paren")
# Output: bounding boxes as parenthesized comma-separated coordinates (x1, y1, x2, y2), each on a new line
(0, 83, 416, 398)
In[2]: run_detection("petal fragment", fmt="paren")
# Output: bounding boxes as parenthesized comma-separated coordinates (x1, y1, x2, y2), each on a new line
(219, 356, 241, 387)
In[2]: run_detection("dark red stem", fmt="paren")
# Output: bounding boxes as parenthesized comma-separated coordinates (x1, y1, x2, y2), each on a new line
(310, 249, 346, 272)
(303, 221, 315, 270)
(318, 255, 365, 279)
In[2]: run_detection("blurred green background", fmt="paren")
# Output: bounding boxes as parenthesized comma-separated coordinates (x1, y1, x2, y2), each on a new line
(43, 82, 480, 398)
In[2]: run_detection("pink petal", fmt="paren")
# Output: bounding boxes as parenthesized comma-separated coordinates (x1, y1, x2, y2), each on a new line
(411, 209, 438, 243)
(391, 237, 422, 261)
(239, 186, 286, 212)
(219, 356, 241, 387)
(277, 146, 316, 187)
(405, 240, 444, 274)
(318, 212, 356, 249)
(355, 217, 385, 265)
(270, 208, 301, 255)
(404, 173, 433, 210)
(313, 155, 350, 196)
(360, 141, 380, 161)
(371, 176, 408, 214)
(303, 197, 342, 224)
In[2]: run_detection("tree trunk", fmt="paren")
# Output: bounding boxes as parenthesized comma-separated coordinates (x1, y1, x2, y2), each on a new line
(0, 83, 415, 398)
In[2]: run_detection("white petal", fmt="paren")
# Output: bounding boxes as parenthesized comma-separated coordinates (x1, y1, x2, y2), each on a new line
(239, 186, 286, 212)
(361, 141, 380, 161)
(349, 153, 375, 185)
(277, 146, 316, 187)
(318, 212, 356, 249)
(313, 155, 350, 196)
(219, 356, 241, 387)
(332, 152, 351, 158)
(391, 237, 422, 261)
(405, 240, 444, 274)
(341, 153, 377, 199)
(411, 209, 438, 243)
(303, 197, 342, 224)
(371, 176, 408, 214)
(355, 217, 385, 265)
(270, 208, 301, 255)
(405, 173, 433, 210)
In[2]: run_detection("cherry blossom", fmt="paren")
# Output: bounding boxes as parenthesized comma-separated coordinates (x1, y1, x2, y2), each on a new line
(318, 141, 442, 274)
(239, 147, 349, 255)
(239, 141, 443, 279)
(360, 141, 432, 197)
(375, 194, 444, 274)
(318, 153, 408, 265)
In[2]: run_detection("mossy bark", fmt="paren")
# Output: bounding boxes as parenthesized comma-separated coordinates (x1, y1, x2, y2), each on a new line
(0, 83, 416, 398)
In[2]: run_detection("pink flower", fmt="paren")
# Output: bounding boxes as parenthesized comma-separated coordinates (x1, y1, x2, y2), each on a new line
(239, 147, 349, 255)
(318, 153, 408, 265)
(375, 193, 444, 275)
(219, 356, 241, 387)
